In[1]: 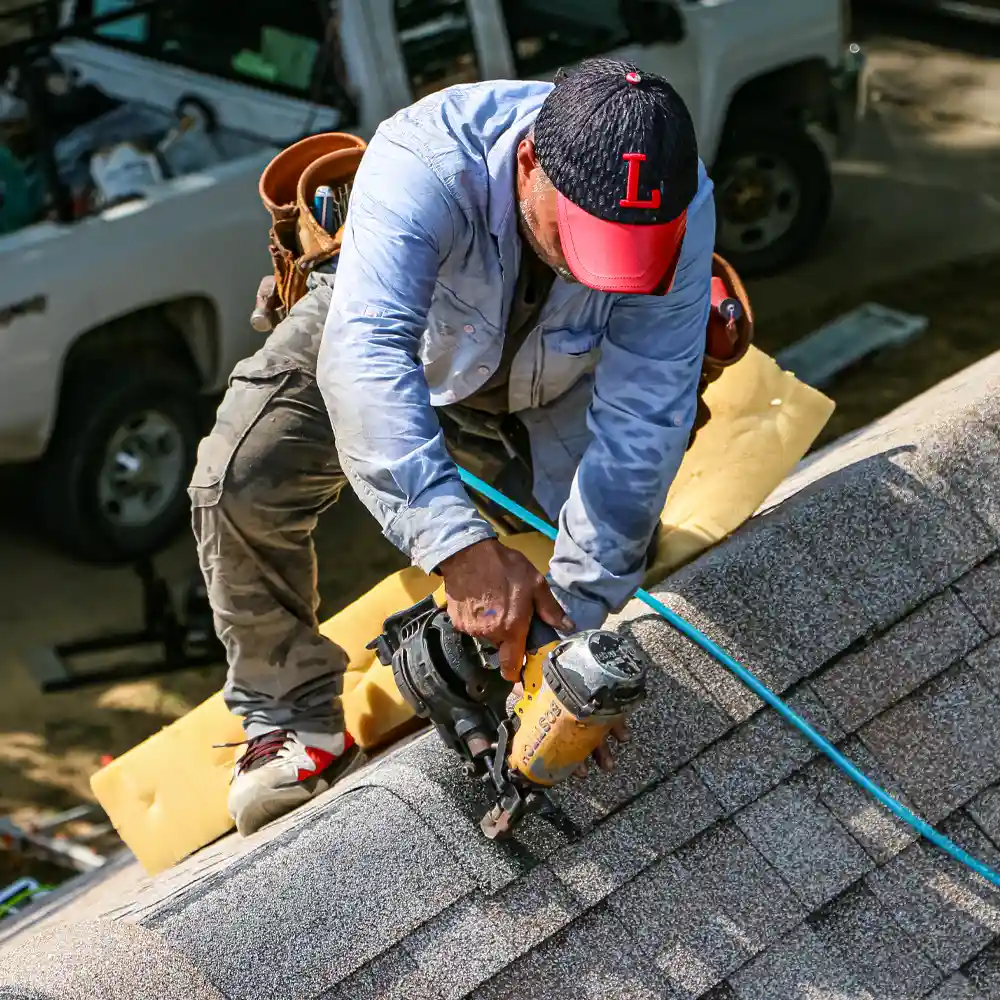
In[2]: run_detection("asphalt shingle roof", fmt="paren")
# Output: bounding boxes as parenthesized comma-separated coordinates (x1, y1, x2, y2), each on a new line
(6, 353, 1000, 998)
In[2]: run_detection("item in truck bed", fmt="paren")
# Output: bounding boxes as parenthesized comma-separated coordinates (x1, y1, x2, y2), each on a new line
(0, 143, 40, 234)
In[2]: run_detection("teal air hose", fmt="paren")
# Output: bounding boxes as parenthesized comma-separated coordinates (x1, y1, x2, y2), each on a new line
(457, 466, 1000, 888)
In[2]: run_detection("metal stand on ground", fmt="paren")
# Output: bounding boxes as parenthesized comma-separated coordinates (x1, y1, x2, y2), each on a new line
(22, 558, 224, 693)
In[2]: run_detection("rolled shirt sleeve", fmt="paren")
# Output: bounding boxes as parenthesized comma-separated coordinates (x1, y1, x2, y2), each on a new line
(317, 134, 496, 572)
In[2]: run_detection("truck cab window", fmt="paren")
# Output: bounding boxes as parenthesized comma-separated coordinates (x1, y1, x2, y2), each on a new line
(395, 0, 481, 100)
(77, 0, 354, 116)
(499, 0, 631, 78)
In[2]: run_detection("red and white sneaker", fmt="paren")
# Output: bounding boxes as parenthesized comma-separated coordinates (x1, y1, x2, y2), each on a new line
(223, 729, 363, 836)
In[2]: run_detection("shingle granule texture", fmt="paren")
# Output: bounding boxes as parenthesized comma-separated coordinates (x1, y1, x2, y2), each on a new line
(7, 356, 1000, 998)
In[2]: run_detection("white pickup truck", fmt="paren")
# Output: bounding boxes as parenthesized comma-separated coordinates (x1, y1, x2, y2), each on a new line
(0, 0, 865, 562)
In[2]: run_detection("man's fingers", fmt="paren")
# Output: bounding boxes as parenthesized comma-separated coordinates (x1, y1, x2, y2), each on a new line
(498, 638, 526, 683)
(593, 742, 615, 772)
(533, 580, 575, 634)
(610, 720, 631, 744)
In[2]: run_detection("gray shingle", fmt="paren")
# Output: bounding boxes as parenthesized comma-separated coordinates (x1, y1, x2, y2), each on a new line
(318, 948, 442, 1000)
(626, 637, 734, 774)
(811, 590, 986, 732)
(859, 663, 1000, 822)
(546, 803, 656, 908)
(968, 785, 1000, 847)
(467, 904, 679, 1000)
(607, 824, 804, 997)
(964, 940, 1000, 996)
(637, 573, 798, 699)
(643, 516, 869, 695)
(0, 922, 225, 1000)
(696, 985, 740, 1000)
(634, 615, 763, 724)
(358, 739, 572, 894)
(889, 410, 1000, 543)
(780, 456, 993, 633)
(802, 739, 919, 864)
(550, 644, 730, 829)
(549, 767, 722, 907)
(692, 684, 845, 813)
(728, 924, 876, 1000)
(807, 884, 942, 997)
(967, 634, 1000, 697)
(955, 556, 1000, 634)
(403, 866, 580, 1000)
(700, 517, 871, 679)
(734, 778, 874, 910)
(147, 787, 475, 1000)
(627, 765, 725, 857)
(865, 812, 1000, 973)
(926, 974, 988, 1000)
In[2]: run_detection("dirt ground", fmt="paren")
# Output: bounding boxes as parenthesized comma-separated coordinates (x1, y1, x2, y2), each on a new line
(3, 7, 1000, 880)
(759, 250, 1000, 449)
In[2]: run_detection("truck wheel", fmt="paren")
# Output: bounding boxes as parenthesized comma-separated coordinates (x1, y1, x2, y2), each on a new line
(36, 364, 201, 564)
(711, 119, 832, 277)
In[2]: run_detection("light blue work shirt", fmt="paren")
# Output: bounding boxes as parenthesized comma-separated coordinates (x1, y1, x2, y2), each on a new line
(318, 80, 715, 630)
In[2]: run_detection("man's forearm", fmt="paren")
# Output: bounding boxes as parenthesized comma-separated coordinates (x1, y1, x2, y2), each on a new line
(318, 317, 496, 572)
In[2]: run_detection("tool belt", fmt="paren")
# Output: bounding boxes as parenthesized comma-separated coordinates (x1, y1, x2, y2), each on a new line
(690, 253, 755, 447)
(253, 131, 368, 328)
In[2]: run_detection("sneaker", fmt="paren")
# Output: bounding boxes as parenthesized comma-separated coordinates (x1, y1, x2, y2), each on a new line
(221, 729, 364, 836)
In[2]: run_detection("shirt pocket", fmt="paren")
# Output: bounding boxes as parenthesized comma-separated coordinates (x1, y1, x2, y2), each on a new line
(421, 282, 494, 367)
(533, 325, 604, 408)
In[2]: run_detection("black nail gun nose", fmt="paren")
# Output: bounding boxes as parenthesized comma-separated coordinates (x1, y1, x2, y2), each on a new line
(367, 596, 650, 839)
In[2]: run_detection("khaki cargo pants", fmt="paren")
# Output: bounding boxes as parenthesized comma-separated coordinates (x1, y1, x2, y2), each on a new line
(188, 274, 528, 740)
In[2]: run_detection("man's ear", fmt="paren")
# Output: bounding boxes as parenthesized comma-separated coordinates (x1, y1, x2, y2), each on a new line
(515, 137, 540, 199)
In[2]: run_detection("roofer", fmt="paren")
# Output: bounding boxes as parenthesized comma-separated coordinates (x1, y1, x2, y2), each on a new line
(190, 58, 720, 836)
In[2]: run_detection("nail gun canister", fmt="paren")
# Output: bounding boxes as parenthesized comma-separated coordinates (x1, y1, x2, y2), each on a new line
(508, 630, 650, 788)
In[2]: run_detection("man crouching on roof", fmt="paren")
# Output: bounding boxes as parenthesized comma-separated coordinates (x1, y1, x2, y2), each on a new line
(189, 58, 715, 836)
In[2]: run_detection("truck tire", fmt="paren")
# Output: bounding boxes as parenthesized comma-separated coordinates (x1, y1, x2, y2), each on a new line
(711, 119, 832, 277)
(36, 363, 201, 564)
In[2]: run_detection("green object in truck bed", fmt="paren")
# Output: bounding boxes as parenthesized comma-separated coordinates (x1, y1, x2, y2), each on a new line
(0, 145, 42, 236)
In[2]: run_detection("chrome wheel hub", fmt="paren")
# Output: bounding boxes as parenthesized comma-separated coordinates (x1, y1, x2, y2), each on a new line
(96, 410, 185, 529)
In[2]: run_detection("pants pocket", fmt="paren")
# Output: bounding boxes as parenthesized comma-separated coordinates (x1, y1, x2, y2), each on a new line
(188, 364, 296, 508)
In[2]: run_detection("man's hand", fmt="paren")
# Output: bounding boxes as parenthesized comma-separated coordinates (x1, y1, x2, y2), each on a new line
(575, 719, 631, 777)
(438, 539, 573, 682)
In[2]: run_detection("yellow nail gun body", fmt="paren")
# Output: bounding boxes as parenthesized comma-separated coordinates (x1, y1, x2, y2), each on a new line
(369, 597, 650, 838)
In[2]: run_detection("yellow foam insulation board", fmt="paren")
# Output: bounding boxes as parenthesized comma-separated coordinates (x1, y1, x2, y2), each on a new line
(91, 349, 832, 875)
(647, 345, 836, 581)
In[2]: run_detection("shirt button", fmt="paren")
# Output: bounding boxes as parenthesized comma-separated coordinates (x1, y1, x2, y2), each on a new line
(478, 365, 490, 375)
(464, 324, 475, 334)
(671, 414, 684, 427)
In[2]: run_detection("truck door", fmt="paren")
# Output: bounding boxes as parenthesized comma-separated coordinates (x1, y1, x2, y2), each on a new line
(481, 0, 701, 136)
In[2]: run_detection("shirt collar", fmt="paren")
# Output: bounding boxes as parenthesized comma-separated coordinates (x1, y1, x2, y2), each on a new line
(485, 103, 544, 240)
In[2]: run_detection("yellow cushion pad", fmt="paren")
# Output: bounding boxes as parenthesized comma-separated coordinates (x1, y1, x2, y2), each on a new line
(91, 351, 831, 875)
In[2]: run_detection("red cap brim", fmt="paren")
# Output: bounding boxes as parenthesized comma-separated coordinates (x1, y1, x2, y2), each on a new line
(557, 194, 687, 295)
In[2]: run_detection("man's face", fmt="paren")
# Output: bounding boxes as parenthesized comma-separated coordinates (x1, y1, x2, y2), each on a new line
(515, 138, 578, 283)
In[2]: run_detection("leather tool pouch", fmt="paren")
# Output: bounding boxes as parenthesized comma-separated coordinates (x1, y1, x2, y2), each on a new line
(688, 252, 755, 448)
(256, 132, 368, 326)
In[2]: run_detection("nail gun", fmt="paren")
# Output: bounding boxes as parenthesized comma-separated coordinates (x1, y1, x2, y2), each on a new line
(368, 596, 650, 839)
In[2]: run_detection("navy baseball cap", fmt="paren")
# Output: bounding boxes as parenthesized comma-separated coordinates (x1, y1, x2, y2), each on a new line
(533, 57, 699, 295)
